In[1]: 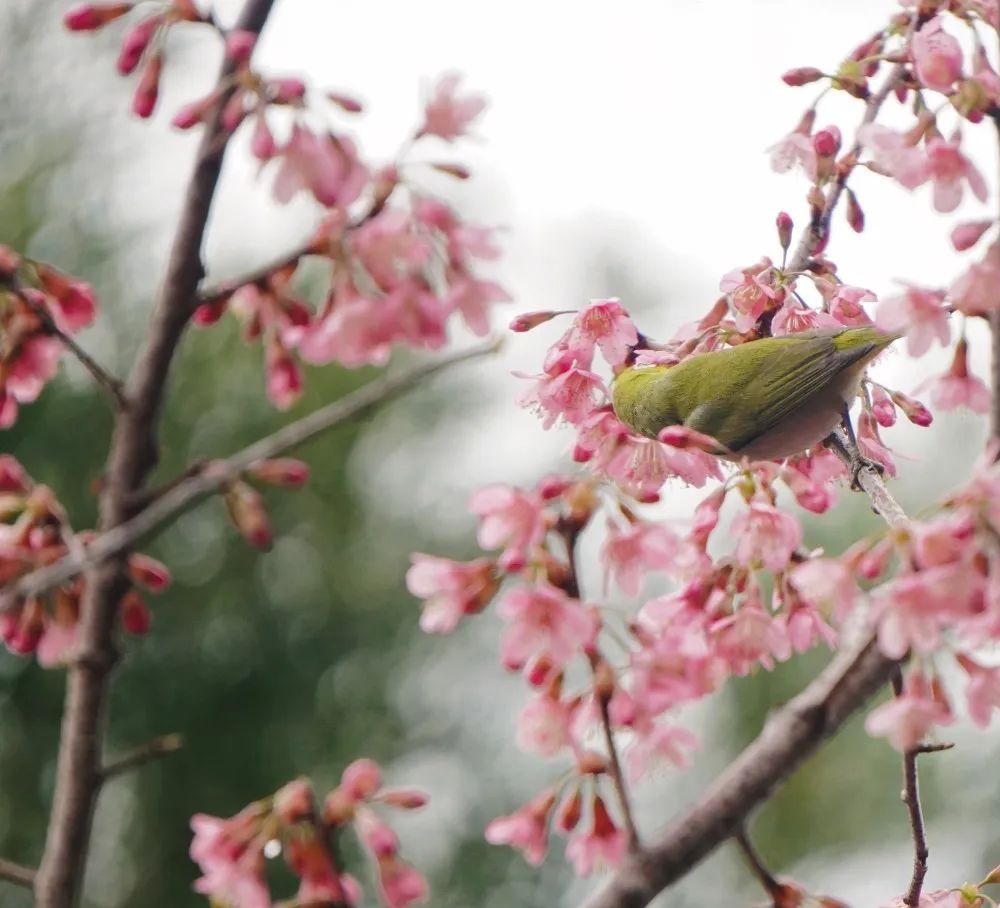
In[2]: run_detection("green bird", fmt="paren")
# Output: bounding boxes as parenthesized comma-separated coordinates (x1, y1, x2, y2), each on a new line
(611, 325, 898, 474)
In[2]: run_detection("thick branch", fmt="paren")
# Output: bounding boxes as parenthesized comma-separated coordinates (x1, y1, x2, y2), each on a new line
(33, 3, 277, 906)
(582, 636, 899, 908)
(1, 339, 499, 609)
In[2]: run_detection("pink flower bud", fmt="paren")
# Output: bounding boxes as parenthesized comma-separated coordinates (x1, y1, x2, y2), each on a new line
(131, 54, 162, 118)
(781, 67, 824, 86)
(224, 29, 257, 63)
(269, 77, 307, 103)
(327, 91, 363, 113)
(117, 15, 160, 75)
(246, 458, 310, 488)
(64, 2, 132, 31)
(342, 758, 381, 800)
(250, 114, 276, 160)
(356, 810, 399, 858)
(121, 591, 151, 635)
(171, 92, 218, 130)
(775, 211, 793, 251)
(0, 455, 29, 493)
(812, 126, 841, 158)
(274, 777, 312, 824)
(950, 219, 993, 251)
(555, 787, 582, 833)
(379, 788, 428, 810)
(128, 553, 172, 590)
(220, 89, 247, 132)
(225, 481, 272, 550)
(324, 787, 356, 825)
(192, 298, 228, 326)
(870, 386, 896, 427)
(889, 389, 933, 427)
(509, 310, 564, 332)
(845, 189, 864, 233)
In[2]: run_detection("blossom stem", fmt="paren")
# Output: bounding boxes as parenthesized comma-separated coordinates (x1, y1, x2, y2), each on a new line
(0, 858, 36, 890)
(0, 338, 501, 612)
(595, 677, 641, 853)
(989, 93, 1000, 447)
(6, 277, 127, 409)
(732, 825, 781, 899)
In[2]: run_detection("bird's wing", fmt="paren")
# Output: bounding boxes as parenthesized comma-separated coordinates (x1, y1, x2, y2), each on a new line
(684, 334, 878, 451)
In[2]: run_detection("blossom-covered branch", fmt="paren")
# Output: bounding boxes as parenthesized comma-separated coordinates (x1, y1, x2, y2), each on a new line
(0, 338, 499, 610)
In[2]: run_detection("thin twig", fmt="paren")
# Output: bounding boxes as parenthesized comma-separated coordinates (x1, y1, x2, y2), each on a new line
(0, 858, 36, 890)
(33, 4, 278, 906)
(733, 825, 781, 899)
(0, 339, 501, 611)
(101, 733, 183, 781)
(596, 688, 640, 851)
(7, 278, 127, 408)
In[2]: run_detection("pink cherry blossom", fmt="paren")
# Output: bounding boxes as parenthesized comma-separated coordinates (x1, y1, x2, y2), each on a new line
(930, 339, 990, 413)
(468, 484, 549, 572)
(865, 671, 953, 752)
(419, 73, 486, 141)
(189, 810, 270, 908)
(447, 275, 510, 336)
(875, 285, 949, 357)
(563, 299, 639, 368)
(826, 285, 876, 326)
(406, 554, 497, 633)
(627, 723, 699, 781)
(911, 17, 963, 92)
(873, 563, 983, 658)
(496, 583, 596, 673)
(485, 789, 556, 865)
(857, 411, 897, 478)
(957, 655, 1000, 727)
(771, 303, 839, 335)
(870, 385, 897, 427)
(789, 558, 857, 623)
(858, 124, 929, 190)
(925, 133, 988, 213)
(271, 124, 368, 209)
(516, 693, 575, 757)
(719, 260, 781, 332)
(518, 366, 606, 429)
(911, 512, 974, 569)
(565, 795, 627, 876)
(951, 219, 993, 252)
(6, 335, 62, 404)
(731, 501, 802, 573)
(600, 518, 682, 596)
(710, 602, 792, 675)
(951, 253, 1000, 316)
(375, 855, 428, 908)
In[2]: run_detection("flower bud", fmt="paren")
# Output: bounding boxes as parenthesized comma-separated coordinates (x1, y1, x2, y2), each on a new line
(247, 458, 310, 488)
(554, 787, 582, 833)
(274, 777, 312, 824)
(845, 188, 864, 233)
(128, 553, 172, 590)
(775, 211, 793, 251)
(117, 15, 160, 75)
(379, 788, 428, 810)
(269, 77, 307, 103)
(64, 2, 132, 31)
(192, 298, 228, 326)
(781, 67, 824, 86)
(888, 389, 933, 427)
(870, 386, 896, 427)
(120, 590, 151, 635)
(812, 126, 841, 158)
(327, 91, 363, 113)
(341, 758, 381, 801)
(224, 30, 257, 63)
(509, 310, 563, 333)
(224, 481, 272, 550)
(131, 54, 162, 119)
(951, 220, 993, 252)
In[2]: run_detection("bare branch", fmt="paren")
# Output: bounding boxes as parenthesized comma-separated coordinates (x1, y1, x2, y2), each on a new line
(101, 733, 183, 781)
(34, 3, 278, 905)
(733, 825, 781, 901)
(1, 338, 500, 611)
(0, 858, 36, 890)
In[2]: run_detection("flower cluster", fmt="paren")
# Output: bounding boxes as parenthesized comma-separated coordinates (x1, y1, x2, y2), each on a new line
(190, 759, 428, 908)
(407, 453, 896, 872)
(65, 7, 506, 410)
(0, 247, 98, 428)
(0, 455, 168, 665)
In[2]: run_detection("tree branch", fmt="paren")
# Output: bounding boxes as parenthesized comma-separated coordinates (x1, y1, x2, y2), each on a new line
(33, 3, 277, 906)
(733, 825, 782, 901)
(0, 338, 499, 610)
(101, 733, 183, 781)
(0, 858, 36, 890)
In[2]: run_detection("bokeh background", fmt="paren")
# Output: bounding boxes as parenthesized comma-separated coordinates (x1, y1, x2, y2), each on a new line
(1, 0, 998, 905)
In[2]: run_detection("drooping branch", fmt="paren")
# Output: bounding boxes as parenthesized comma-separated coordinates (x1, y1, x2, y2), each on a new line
(0, 338, 499, 610)
(32, 3, 277, 906)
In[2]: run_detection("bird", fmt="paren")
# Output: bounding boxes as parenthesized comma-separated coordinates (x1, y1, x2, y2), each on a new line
(611, 325, 899, 481)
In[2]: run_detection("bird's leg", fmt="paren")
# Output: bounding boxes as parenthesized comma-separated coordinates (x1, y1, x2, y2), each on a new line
(824, 404, 885, 491)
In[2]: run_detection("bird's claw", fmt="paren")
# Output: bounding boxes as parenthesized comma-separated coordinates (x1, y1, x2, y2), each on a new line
(849, 453, 885, 491)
